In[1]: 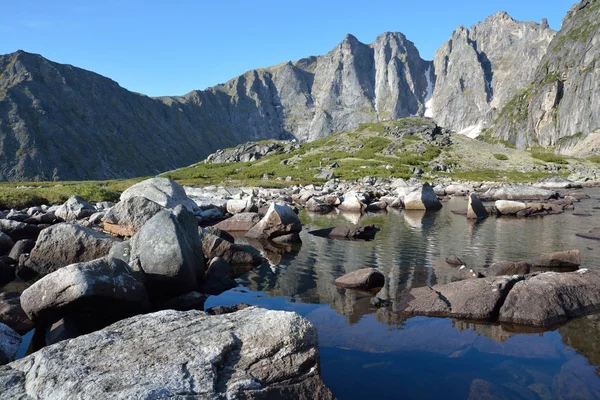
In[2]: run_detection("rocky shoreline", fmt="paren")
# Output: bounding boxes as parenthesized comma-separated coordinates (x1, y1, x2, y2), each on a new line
(0, 175, 599, 397)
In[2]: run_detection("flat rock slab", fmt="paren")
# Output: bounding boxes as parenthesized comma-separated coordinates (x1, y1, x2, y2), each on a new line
(333, 268, 385, 290)
(309, 225, 380, 240)
(499, 269, 600, 327)
(522, 250, 580, 270)
(0, 307, 333, 399)
(398, 275, 524, 321)
(576, 227, 600, 241)
(213, 212, 261, 232)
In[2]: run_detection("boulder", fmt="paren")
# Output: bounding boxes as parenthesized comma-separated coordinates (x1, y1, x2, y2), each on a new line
(0, 292, 34, 334)
(445, 255, 465, 266)
(451, 265, 484, 282)
(246, 202, 302, 241)
(20, 257, 150, 326)
(6, 210, 29, 222)
(495, 200, 527, 215)
(7, 239, 35, 262)
(199, 229, 263, 270)
(365, 201, 388, 212)
(398, 275, 524, 321)
(0, 323, 20, 365)
(305, 197, 333, 214)
(486, 261, 531, 276)
(198, 257, 238, 295)
(466, 193, 488, 219)
(576, 227, 600, 241)
(101, 196, 164, 236)
(23, 213, 61, 225)
(499, 270, 600, 326)
(522, 250, 580, 271)
(203, 226, 235, 243)
(314, 169, 336, 180)
(480, 184, 557, 201)
(24, 223, 119, 277)
(213, 212, 261, 232)
(54, 196, 96, 221)
(337, 193, 367, 212)
(0, 232, 13, 255)
(130, 206, 204, 295)
(0, 308, 333, 399)
(120, 177, 197, 212)
(403, 183, 442, 210)
(309, 225, 380, 240)
(0, 219, 41, 241)
(533, 176, 582, 189)
(333, 268, 385, 290)
(226, 198, 257, 214)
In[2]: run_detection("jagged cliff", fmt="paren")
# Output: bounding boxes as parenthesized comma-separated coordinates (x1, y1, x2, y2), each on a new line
(430, 12, 555, 137)
(488, 0, 600, 153)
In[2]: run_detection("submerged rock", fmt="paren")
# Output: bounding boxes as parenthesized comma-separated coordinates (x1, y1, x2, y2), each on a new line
(451, 265, 485, 282)
(486, 261, 531, 276)
(576, 227, 600, 241)
(333, 268, 385, 290)
(0, 308, 334, 399)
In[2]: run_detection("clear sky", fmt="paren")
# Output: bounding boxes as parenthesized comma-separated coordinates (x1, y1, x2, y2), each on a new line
(1, 0, 574, 97)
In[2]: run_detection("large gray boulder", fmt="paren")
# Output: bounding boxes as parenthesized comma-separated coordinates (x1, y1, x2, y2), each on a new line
(495, 200, 527, 215)
(213, 212, 261, 232)
(20, 257, 150, 326)
(120, 178, 197, 212)
(481, 184, 556, 201)
(522, 249, 580, 270)
(499, 269, 600, 326)
(0, 308, 334, 399)
(0, 323, 20, 365)
(199, 229, 263, 270)
(101, 196, 164, 236)
(399, 275, 524, 321)
(246, 202, 302, 241)
(337, 193, 366, 212)
(54, 196, 96, 221)
(403, 183, 442, 210)
(0, 219, 41, 241)
(129, 206, 204, 295)
(23, 223, 119, 277)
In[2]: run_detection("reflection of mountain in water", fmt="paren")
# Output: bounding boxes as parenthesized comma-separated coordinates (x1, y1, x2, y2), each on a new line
(559, 313, 600, 375)
(236, 192, 600, 324)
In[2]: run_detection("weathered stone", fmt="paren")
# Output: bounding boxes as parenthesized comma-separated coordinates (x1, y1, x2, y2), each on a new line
(0, 219, 41, 241)
(0, 308, 333, 399)
(486, 261, 531, 276)
(213, 212, 261, 232)
(466, 193, 488, 219)
(206, 303, 251, 315)
(198, 257, 238, 296)
(495, 200, 527, 215)
(576, 227, 600, 241)
(403, 183, 442, 210)
(451, 265, 484, 282)
(23, 212, 61, 225)
(365, 201, 388, 212)
(0, 323, 20, 365)
(309, 225, 380, 240)
(203, 226, 235, 243)
(0, 292, 34, 334)
(445, 255, 465, 266)
(120, 177, 197, 212)
(337, 193, 367, 212)
(226, 198, 256, 214)
(481, 185, 557, 201)
(246, 202, 302, 241)
(101, 196, 164, 236)
(130, 207, 204, 295)
(54, 196, 96, 221)
(305, 197, 333, 214)
(399, 275, 524, 321)
(24, 223, 119, 277)
(499, 270, 600, 326)
(199, 229, 263, 270)
(333, 268, 385, 290)
(20, 257, 150, 325)
(522, 250, 580, 271)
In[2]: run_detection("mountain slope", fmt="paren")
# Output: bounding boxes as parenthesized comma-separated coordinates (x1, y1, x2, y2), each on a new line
(488, 0, 600, 153)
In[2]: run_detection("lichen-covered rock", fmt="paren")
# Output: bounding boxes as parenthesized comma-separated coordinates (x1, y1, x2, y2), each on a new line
(23, 223, 119, 277)
(0, 308, 334, 399)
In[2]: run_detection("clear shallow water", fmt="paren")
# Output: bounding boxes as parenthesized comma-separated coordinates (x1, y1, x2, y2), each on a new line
(207, 189, 600, 399)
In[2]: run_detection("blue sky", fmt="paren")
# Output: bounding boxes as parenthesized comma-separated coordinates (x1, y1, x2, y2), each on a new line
(2, 0, 573, 97)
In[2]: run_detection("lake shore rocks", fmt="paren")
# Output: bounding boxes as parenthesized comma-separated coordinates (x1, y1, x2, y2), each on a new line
(0, 307, 333, 399)
(404, 183, 443, 210)
(246, 202, 302, 242)
(213, 212, 262, 232)
(54, 196, 96, 222)
(309, 225, 380, 240)
(0, 322, 20, 365)
(466, 193, 488, 219)
(333, 268, 385, 290)
(101, 196, 164, 236)
(120, 177, 198, 212)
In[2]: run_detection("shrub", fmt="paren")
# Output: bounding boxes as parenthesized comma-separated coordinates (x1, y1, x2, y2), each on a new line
(493, 153, 509, 161)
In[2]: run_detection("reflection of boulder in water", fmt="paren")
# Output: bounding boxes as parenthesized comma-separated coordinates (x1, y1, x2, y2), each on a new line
(452, 320, 516, 342)
(244, 238, 301, 266)
(559, 313, 600, 375)
(338, 211, 363, 225)
(552, 357, 600, 399)
(375, 307, 406, 328)
(403, 210, 438, 230)
(324, 286, 374, 324)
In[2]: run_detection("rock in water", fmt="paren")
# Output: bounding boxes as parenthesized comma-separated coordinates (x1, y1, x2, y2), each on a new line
(199, 229, 263, 269)
(119, 177, 197, 212)
(451, 265, 485, 282)
(494, 200, 528, 215)
(403, 183, 442, 210)
(54, 196, 96, 221)
(499, 269, 600, 326)
(486, 261, 531, 276)
(245, 202, 302, 241)
(309, 225, 380, 240)
(20, 257, 150, 326)
(522, 250, 580, 270)
(0, 323, 21, 365)
(23, 223, 119, 277)
(466, 193, 488, 219)
(337, 193, 367, 212)
(130, 206, 204, 295)
(0, 308, 334, 399)
(333, 268, 385, 290)
(101, 196, 164, 236)
(213, 212, 262, 232)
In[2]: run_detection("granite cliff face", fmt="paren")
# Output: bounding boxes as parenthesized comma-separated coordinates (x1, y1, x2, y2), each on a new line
(489, 0, 600, 153)
(430, 12, 556, 137)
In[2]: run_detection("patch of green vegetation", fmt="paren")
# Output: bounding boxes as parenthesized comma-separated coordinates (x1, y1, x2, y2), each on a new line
(494, 86, 532, 125)
(357, 122, 385, 133)
(353, 137, 392, 159)
(402, 135, 423, 143)
(588, 155, 600, 163)
(553, 1, 600, 52)
(529, 146, 569, 164)
(557, 131, 584, 145)
(493, 153, 509, 161)
(477, 129, 517, 149)
(441, 168, 563, 182)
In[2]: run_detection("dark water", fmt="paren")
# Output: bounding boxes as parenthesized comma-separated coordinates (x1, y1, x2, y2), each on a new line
(206, 189, 600, 399)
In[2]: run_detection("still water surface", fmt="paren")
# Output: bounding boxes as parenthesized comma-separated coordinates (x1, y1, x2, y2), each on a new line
(207, 190, 600, 399)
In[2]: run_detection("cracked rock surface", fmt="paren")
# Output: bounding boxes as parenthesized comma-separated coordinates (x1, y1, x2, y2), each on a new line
(0, 307, 334, 399)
